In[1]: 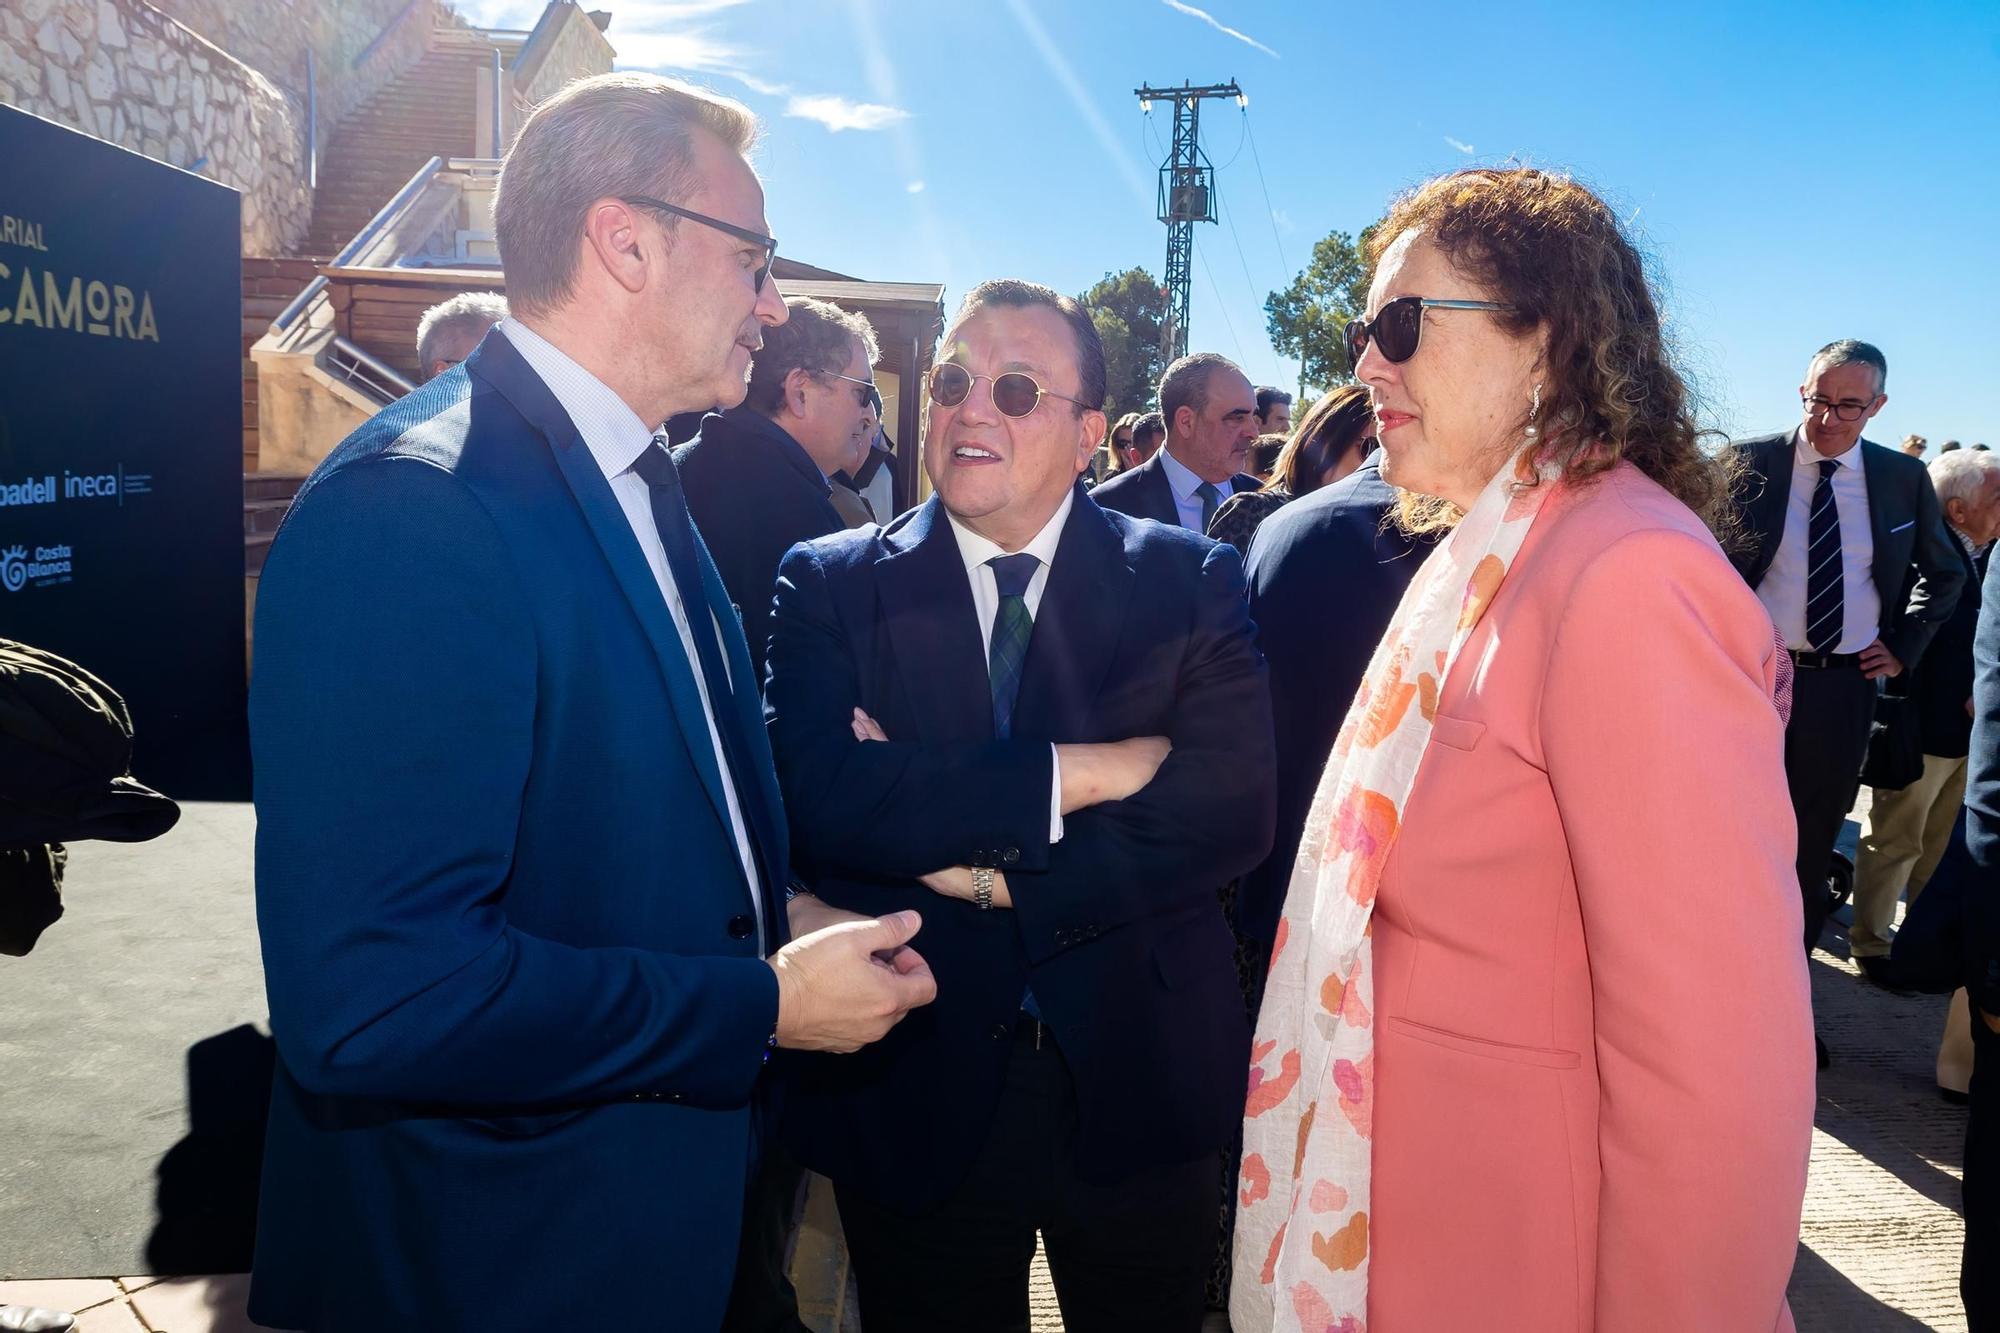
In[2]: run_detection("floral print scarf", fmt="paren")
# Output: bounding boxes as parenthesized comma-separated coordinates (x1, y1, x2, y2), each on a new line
(1231, 448, 1555, 1333)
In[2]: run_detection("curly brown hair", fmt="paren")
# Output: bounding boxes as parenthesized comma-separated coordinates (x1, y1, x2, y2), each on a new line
(1367, 168, 1736, 537)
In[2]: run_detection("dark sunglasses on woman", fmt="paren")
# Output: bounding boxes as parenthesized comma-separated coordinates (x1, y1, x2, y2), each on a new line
(1345, 296, 1515, 374)
(927, 363, 1093, 419)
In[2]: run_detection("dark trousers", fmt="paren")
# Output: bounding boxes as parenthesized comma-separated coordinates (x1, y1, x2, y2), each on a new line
(1784, 661, 1878, 954)
(1969, 1009, 2000, 1331)
(833, 1022, 1215, 1333)
(721, 1094, 810, 1333)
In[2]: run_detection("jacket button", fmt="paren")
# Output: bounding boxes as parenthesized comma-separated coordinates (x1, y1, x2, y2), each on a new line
(726, 914, 755, 939)
(1003, 847, 1020, 865)
(991, 1024, 1010, 1040)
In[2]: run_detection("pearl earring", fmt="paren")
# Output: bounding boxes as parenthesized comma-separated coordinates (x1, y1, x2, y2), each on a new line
(1524, 382, 1544, 439)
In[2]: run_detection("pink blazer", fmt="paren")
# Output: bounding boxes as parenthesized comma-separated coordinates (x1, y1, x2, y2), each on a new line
(1367, 462, 1813, 1331)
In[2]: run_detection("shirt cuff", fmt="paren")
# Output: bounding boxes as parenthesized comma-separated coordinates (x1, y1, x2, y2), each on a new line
(1048, 742, 1064, 843)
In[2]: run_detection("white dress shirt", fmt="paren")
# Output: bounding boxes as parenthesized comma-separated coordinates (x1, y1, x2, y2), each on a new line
(1758, 429, 1880, 655)
(499, 320, 766, 949)
(1159, 445, 1241, 532)
(944, 490, 1074, 841)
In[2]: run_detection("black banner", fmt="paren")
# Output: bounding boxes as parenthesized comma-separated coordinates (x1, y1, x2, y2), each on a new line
(0, 105, 248, 798)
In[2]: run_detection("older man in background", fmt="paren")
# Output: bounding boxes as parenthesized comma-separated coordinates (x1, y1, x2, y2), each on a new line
(414, 291, 508, 380)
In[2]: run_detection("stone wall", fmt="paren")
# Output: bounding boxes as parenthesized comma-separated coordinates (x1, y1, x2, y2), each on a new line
(513, 2, 614, 108)
(0, 0, 310, 255)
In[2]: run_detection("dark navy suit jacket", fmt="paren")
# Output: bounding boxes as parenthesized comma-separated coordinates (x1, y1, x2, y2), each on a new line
(1956, 553, 2000, 1019)
(1237, 456, 1429, 955)
(764, 488, 1275, 1210)
(676, 407, 847, 688)
(1725, 431, 1964, 668)
(248, 329, 785, 1330)
(1091, 447, 1259, 528)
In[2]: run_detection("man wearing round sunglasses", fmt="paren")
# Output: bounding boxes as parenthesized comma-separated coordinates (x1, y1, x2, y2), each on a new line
(1093, 352, 1262, 532)
(1724, 338, 1965, 1066)
(678, 295, 880, 686)
(763, 278, 1276, 1332)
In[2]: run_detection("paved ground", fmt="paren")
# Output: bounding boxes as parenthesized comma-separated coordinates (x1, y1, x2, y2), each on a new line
(0, 811, 1976, 1331)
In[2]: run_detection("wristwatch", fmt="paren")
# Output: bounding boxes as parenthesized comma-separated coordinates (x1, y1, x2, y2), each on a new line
(971, 867, 995, 910)
(784, 879, 815, 903)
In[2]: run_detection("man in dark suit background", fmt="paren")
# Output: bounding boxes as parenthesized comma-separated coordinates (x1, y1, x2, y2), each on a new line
(1092, 352, 1260, 529)
(1236, 450, 1430, 995)
(678, 296, 879, 683)
(1956, 543, 2000, 1329)
(763, 279, 1276, 1332)
(1724, 338, 1964, 1065)
(247, 74, 936, 1331)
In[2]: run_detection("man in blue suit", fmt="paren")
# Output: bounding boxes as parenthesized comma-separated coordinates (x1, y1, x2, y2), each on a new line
(764, 280, 1276, 1332)
(248, 74, 936, 1331)
(1091, 351, 1261, 530)
(1236, 452, 1429, 996)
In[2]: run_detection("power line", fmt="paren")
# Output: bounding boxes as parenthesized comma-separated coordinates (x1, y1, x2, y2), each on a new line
(1134, 80, 1241, 361)
(1193, 236, 1244, 361)
(1241, 107, 1291, 283)
(1217, 189, 1262, 313)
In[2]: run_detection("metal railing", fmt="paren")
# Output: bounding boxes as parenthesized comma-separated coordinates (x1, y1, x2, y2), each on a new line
(273, 155, 443, 332)
(491, 48, 503, 155)
(329, 335, 417, 405)
(305, 49, 317, 190)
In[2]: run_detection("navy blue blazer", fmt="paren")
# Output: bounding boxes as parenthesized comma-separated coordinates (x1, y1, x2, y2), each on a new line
(248, 329, 785, 1330)
(764, 489, 1275, 1209)
(676, 407, 847, 689)
(1957, 552, 2000, 1019)
(1238, 456, 1429, 955)
(1091, 447, 1260, 528)
(1724, 431, 1964, 668)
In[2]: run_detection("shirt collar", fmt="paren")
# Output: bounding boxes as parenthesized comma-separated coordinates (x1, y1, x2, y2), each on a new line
(499, 319, 658, 481)
(1158, 444, 1210, 500)
(1793, 426, 1863, 472)
(945, 488, 1076, 581)
(719, 404, 832, 492)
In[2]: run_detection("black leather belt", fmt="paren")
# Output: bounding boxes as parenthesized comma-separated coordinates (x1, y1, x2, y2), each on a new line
(1788, 649, 1862, 669)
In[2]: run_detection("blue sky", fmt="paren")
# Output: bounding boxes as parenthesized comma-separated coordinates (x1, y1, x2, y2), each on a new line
(463, 0, 2000, 447)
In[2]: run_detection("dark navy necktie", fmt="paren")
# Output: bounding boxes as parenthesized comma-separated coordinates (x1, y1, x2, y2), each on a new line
(1196, 480, 1223, 531)
(631, 440, 780, 941)
(1804, 458, 1844, 653)
(987, 553, 1040, 740)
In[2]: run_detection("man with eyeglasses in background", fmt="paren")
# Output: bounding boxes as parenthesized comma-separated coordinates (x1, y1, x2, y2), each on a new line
(762, 278, 1275, 1332)
(679, 295, 881, 687)
(1725, 339, 1964, 1068)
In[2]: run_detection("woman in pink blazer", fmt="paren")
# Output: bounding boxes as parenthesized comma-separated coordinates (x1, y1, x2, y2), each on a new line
(1235, 169, 1814, 1332)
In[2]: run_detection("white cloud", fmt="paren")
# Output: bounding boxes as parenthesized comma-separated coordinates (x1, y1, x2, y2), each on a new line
(1444, 135, 1476, 155)
(783, 94, 911, 133)
(612, 27, 746, 75)
(1161, 0, 1280, 59)
(1272, 207, 1295, 233)
(906, 180, 926, 194)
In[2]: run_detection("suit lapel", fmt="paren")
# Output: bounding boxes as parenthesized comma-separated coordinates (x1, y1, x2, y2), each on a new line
(1749, 435, 1794, 580)
(469, 334, 744, 877)
(1144, 453, 1181, 525)
(1010, 490, 1132, 740)
(878, 498, 995, 742)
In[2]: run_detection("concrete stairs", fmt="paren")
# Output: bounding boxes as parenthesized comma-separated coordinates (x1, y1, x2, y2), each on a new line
(300, 49, 480, 258)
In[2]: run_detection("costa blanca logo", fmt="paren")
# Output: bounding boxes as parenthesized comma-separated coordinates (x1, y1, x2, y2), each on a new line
(1, 542, 73, 591)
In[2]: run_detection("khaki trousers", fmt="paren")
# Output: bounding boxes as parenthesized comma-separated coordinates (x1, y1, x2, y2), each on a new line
(1852, 752, 1969, 958)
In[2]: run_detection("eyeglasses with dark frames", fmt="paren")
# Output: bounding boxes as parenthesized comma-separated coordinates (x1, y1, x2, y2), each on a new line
(619, 196, 779, 293)
(818, 369, 878, 408)
(1802, 394, 1879, 423)
(1345, 296, 1517, 374)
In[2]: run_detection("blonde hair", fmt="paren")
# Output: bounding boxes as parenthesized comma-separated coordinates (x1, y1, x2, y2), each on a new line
(495, 73, 759, 318)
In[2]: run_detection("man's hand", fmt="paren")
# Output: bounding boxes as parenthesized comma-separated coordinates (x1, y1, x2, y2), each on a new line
(786, 892, 874, 938)
(1860, 638, 1904, 680)
(920, 865, 1013, 909)
(1054, 736, 1171, 812)
(768, 910, 937, 1053)
(851, 708, 1170, 815)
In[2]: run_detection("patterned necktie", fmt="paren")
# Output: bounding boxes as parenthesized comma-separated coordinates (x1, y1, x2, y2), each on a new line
(987, 553, 1040, 740)
(630, 440, 779, 938)
(1195, 480, 1223, 531)
(1804, 458, 1844, 653)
